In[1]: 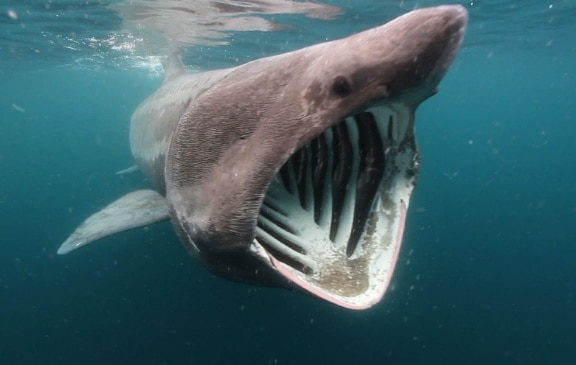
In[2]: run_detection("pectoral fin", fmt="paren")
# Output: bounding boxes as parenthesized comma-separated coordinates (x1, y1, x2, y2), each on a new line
(115, 165, 139, 174)
(58, 190, 169, 255)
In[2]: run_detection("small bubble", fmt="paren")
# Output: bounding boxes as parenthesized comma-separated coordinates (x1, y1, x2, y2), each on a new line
(7, 9, 18, 20)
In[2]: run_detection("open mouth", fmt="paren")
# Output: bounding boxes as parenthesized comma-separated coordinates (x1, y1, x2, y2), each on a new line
(253, 103, 419, 308)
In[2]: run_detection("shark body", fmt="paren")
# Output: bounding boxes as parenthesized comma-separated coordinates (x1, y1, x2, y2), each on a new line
(60, 5, 467, 309)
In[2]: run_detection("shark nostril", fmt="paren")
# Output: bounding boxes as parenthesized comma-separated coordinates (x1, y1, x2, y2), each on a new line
(332, 75, 352, 97)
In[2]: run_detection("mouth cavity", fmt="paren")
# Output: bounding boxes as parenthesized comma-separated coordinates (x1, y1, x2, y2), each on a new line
(253, 103, 418, 307)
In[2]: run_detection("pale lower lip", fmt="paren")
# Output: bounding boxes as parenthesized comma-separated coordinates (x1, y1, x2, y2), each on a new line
(269, 200, 408, 310)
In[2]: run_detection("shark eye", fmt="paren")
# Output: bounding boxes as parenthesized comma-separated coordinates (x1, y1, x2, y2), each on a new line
(332, 75, 352, 98)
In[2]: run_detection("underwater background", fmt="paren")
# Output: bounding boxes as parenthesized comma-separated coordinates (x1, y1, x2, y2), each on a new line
(1, 1, 575, 364)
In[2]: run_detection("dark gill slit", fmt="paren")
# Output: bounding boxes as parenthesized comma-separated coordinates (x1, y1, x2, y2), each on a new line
(310, 134, 328, 224)
(295, 148, 310, 210)
(258, 211, 307, 255)
(329, 120, 353, 242)
(279, 161, 294, 195)
(347, 112, 386, 257)
(260, 242, 313, 274)
(259, 203, 296, 236)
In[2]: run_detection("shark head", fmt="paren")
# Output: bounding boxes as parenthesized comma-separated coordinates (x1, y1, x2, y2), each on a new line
(166, 5, 467, 309)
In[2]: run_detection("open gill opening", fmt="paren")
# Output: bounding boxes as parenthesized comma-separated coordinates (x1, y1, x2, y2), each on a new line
(311, 133, 329, 224)
(256, 108, 393, 272)
(258, 204, 297, 239)
(329, 121, 354, 242)
(256, 227, 316, 275)
(347, 112, 386, 256)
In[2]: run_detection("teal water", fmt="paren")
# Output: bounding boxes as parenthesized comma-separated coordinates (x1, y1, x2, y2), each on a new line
(1, 1, 576, 364)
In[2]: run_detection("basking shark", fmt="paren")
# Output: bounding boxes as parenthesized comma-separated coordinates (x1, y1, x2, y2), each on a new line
(59, 5, 467, 309)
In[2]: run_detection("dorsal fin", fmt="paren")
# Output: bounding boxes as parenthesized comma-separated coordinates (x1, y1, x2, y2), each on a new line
(161, 52, 187, 83)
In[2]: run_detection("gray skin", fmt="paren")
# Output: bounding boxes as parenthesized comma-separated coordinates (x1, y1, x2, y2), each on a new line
(60, 5, 467, 310)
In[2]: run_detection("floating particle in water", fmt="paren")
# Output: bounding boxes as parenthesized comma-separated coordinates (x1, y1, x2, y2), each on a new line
(7, 9, 18, 20)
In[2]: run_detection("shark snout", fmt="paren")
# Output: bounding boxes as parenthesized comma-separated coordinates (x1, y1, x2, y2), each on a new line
(375, 5, 467, 101)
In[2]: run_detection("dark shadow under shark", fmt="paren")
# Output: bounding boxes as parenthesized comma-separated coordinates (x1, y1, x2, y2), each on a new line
(59, 5, 468, 309)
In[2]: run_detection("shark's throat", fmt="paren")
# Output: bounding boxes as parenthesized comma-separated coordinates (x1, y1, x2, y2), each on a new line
(254, 104, 419, 308)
